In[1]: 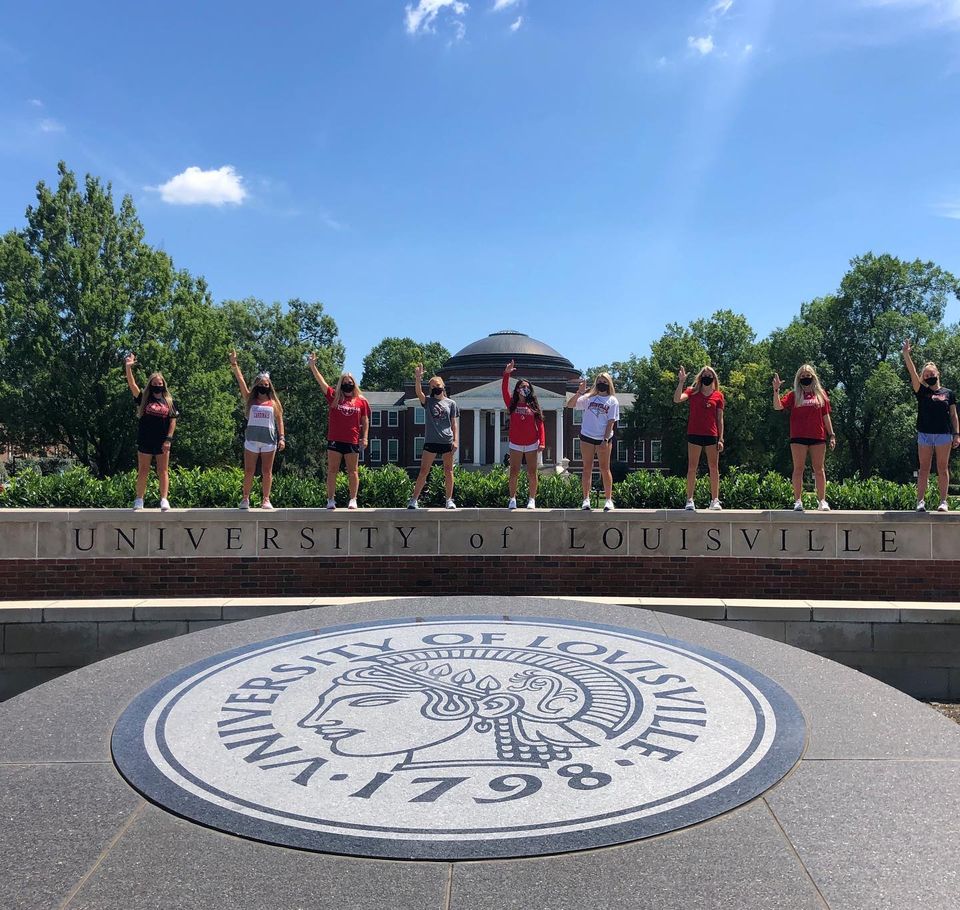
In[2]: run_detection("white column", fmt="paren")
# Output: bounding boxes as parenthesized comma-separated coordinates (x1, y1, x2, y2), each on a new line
(493, 409, 501, 466)
(473, 410, 481, 465)
(555, 409, 564, 465)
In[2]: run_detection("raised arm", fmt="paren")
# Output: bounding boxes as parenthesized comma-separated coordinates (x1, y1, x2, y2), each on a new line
(901, 339, 921, 394)
(502, 361, 515, 408)
(673, 366, 689, 403)
(565, 378, 587, 408)
(308, 351, 330, 394)
(414, 363, 427, 406)
(772, 373, 784, 410)
(124, 353, 140, 397)
(229, 349, 250, 399)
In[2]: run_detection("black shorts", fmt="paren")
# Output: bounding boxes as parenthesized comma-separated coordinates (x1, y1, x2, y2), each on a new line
(790, 437, 825, 446)
(579, 434, 609, 446)
(687, 434, 718, 447)
(327, 440, 360, 455)
(137, 441, 167, 456)
(423, 442, 453, 455)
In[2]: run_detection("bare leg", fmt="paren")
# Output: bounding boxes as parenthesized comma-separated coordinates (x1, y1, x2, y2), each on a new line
(809, 444, 827, 501)
(136, 452, 152, 499)
(442, 451, 455, 500)
(789, 443, 808, 500)
(155, 451, 170, 499)
(934, 442, 952, 501)
(705, 444, 720, 500)
(580, 441, 598, 499)
(413, 451, 438, 500)
(508, 449, 523, 498)
(326, 451, 343, 501)
(525, 451, 539, 499)
(344, 453, 360, 500)
(242, 448, 259, 500)
(597, 441, 613, 499)
(260, 448, 276, 502)
(686, 443, 703, 500)
(917, 444, 933, 503)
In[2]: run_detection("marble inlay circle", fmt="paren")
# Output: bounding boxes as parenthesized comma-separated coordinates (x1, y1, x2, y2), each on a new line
(112, 616, 805, 859)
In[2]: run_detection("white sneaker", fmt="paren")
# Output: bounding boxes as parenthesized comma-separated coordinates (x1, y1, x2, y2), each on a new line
(445, 499, 457, 510)
(347, 499, 358, 510)
(261, 500, 274, 510)
(818, 500, 831, 512)
(239, 499, 250, 510)
(938, 500, 949, 512)
(793, 499, 804, 512)
(526, 498, 536, 509)
(581, 498, 592, 511)
(407, 498, 419, 510)
(916, 501, 927, 513)
(159, 498, 171, 512)
(709, 499, 722, 511)
(684, 499, 695, 511)
(508, 497, 517, 510)
(326, 499, 336, 510)
(132, 498, 144, 511)
(603, 499, 615, 512)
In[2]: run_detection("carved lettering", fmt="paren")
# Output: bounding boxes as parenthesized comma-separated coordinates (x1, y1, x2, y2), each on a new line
(470, 533, 483, 549)
(74, 528, 94, 551)
(360, 527, 377, 549)
(397, 526, 415, 549)
(569, 527, 586, 550)
(262, 527, 280, 550)
(299, 527, 315, 550)
(881, 529, 897, 553)
(602, 527, 624, 550)
(740, 528, 760, 551)
(501, 526, 513, 548)
(115, 527, 136, 551)
(807, 529, 824, 553)
(185, 527, 206, 550)
(842, 529, 860, 553)
(642, 527, 662, 551)
(706, 528, 722, 551)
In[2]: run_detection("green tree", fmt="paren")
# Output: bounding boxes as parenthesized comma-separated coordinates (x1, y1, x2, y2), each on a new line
(361, 337, 451, 390)
(0, 162, 233, 475)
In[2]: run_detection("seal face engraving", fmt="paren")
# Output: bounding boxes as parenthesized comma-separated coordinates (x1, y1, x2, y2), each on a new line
(112, 617, 805, 859)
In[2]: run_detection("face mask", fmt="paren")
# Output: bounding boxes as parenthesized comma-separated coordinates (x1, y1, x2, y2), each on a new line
(151, 386, 165, 395)
(799, 377, 813, 387)
(341, 382, 355, 393)
(519, 387, 530, 398)
(596, 382, 609, 393)
(700, 375, 714, 386)
(925, 376, 939, 387)
(430, 387, 444, 397)
(254, 385, 270, 396)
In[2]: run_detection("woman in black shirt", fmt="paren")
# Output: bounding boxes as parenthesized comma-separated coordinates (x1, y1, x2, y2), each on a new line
(124, 353, 178, 511)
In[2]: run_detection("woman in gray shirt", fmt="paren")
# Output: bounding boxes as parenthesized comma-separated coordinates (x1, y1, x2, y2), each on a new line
(408, 364, 459, 510)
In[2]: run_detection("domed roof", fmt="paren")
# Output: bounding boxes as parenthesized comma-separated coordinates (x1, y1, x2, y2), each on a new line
(443, 330, 575, 374)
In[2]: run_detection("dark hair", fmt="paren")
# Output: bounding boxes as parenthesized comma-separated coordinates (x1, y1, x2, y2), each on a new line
(509, 378, 543, 419)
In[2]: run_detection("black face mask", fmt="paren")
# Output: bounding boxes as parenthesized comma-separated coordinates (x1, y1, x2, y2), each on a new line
(701, 375, 714, 386)
(799, 377, 813, 387)
(596, 382, 609, 393)
(341, 382, 355, 394)
(430, 387, 444, 397)
(519, 387, 530, 398)
(254, 386, 270, 396)
(150, 386, 165, 395)
(925, 376, 939, 387)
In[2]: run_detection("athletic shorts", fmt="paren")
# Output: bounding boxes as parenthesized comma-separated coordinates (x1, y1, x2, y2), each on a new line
(327, 440, 361, 455)
(423, 442, 453, 455)
(137, 443, 168, 457)
(687, 434, 718, 447)
(509, 442, 540, 453)
(918, 432, 954, 447)
(244, 441, 277, 454)
(579, 434, 609, 446)
(790, 437, 825, 446)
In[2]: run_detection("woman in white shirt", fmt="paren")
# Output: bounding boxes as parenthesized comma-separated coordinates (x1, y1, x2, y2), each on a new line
(565, 372, 620, 511)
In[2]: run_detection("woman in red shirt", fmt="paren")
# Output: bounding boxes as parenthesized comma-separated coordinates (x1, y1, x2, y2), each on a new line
(309, 354, 370, 510)
(503, 361, 545, 509)
(774, 365, 836, 511)
(674, 365, 724, 511)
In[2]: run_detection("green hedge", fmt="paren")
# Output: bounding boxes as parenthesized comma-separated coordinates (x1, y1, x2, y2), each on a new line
(0, 465, 954, 511)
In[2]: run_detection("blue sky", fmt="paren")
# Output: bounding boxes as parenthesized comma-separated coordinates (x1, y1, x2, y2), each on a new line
(2, 0, 959, 376)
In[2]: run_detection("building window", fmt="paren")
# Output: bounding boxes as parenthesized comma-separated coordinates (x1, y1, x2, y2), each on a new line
(572, 408, 583, 426)
(617, 440, 628, 462)
(387, 410, 399, 428)
(572, 437, 582, 462)
(635, 440, 645, 462)
(414, 436, 425, 460)
(651, 439, 662, 464)
(414, 406, 425, 426)
(370, 410, 381, 428)
(388, 438, 399, 463)
(369, 439, 381, 462)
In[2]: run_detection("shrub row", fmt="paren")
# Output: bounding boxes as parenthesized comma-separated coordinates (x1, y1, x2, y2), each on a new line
(0, 465, 952, 511)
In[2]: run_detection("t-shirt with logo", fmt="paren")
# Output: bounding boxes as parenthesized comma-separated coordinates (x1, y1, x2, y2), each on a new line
(245, 400, 278, 445)
(134, 391, 178, 450)
(424, 395, 459, 445)
(685, 389, 725, 437)
(502, 374, 546, 447)
(780, 389, 831, 440)
(325, 387, 371, 445)
(575, 394, 620, 440)
(916, 384, 957, 435)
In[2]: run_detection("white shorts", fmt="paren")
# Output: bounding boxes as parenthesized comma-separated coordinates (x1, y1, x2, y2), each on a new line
(509, 442, 540, 453)
(244, 441, 277, 454)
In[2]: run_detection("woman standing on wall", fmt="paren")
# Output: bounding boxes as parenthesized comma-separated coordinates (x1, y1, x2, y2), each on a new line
(408, 364, 459, 510)
(901, 340, 959, 512)
(566, 372, 619, 512)
(674, 365, 724, 511)
(124, 353, 178, 511)
(229, 350, 285, 510)
(309, 353, 370, 510)
(773, 365, 836, 512)
(502, 360, 545, 510)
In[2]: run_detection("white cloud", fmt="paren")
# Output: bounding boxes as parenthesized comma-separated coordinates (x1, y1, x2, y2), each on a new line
(742, 43, 754, 56)
(933, 200, 960, 218)
(863, 0, 960, 26)
(656, 56, 669, 67)
(28, 98, 43, 107)
(493, 0, 520, 8)
(711, 0, 734, 14)
(405, 0, 469, 35)
(153, 166, 247, 206)
(38, 118, 64, 133)
(509, 15, 523, 30)
(687, 34, 715, 55)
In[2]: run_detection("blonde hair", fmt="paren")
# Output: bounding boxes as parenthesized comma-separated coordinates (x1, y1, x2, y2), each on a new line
(586, 372, 616, 398)
(793, 364, 826, 405)
(246, 372, 284, 418)
(331, 372, 365, 409)
(689, 366, 720, 394)
(920, 361, 940, 379)
(137, 373, 173, 418)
